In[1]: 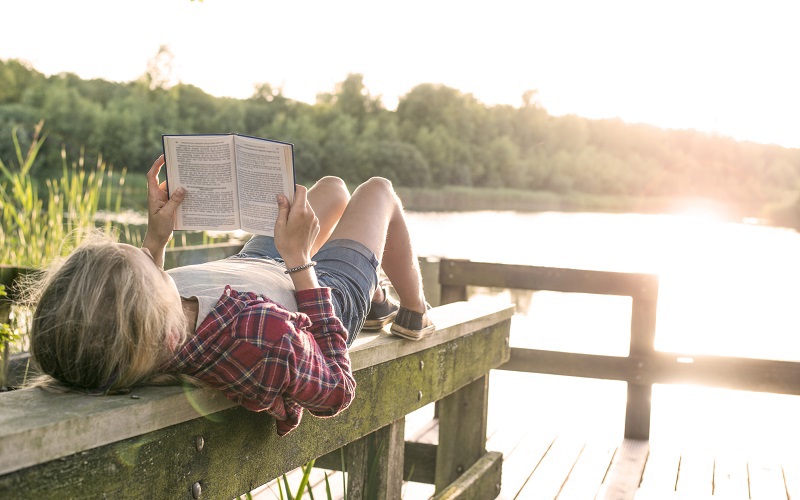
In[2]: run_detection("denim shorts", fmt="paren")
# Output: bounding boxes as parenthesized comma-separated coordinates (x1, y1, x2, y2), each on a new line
(231, 236, 379, 345)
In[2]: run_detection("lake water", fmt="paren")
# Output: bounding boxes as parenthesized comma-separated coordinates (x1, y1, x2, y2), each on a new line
(109, 207, 800, 455)
(406, 210, 800, 456)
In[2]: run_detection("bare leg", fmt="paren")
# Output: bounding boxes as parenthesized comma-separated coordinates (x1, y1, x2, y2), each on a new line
(306, 176, 350, 256)
(328, 177, 426, 314)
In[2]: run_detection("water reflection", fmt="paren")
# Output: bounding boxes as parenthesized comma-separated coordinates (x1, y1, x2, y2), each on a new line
(407, 210, 800, 455)
(408, 210, 800, 362)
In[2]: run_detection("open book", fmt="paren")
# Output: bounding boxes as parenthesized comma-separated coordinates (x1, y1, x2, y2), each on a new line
(162, 134, 295, 236)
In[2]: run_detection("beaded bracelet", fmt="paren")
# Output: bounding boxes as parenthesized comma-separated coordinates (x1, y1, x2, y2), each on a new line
(284, 261, 317, 274)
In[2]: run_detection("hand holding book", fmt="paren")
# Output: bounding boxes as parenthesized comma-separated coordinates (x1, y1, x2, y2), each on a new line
(161, 134, 295, 236)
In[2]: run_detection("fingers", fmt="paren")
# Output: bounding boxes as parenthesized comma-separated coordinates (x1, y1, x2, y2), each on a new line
(159, 187, 185, 216)
(147, 155, 165, 191)
(275, 193, 290, 229)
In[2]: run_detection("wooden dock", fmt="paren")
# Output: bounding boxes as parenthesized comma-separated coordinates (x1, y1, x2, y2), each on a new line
(254, 369, 800, 499)
(4, 253, 800, 499)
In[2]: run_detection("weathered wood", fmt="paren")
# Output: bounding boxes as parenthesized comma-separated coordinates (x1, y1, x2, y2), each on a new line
(349, 301, 514, 370)
(638, 445, 679, 494)
(0, 383, 237, 477)
(624, 384, 651, 441)
(515, 434, 584, 498)
(346, 417, 405, 500)
(498, 348, 634, 380)
(0, 300, 513, 477)
(496, 430, 556, 498)
(500, 347, 800, 397)
(625, 293, 658, 439)
(439, 259, 658, 298)
(440, 260, 469, 305)
(404, 442, 437, 484)
(712, 454, 748, 498)
(420, 256, 442, 307)
(557, 440, 617, 499)
(784, 459, 800, 499)
(748, 459, 788, 499)
(675, 449, 714, 496)
(435, 375, 489, 493)
(0, 311, 511, 498)
(597, 439, 649, 500)
(316, 440, 437, 485)
(432, 451, 502, 500)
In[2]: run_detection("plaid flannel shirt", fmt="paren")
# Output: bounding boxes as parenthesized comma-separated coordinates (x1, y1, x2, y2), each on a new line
(164, 285, 356, 436)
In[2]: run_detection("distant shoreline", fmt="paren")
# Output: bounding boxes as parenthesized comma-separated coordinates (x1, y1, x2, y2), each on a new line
(118, 176, 796, 229)
(395, 186, 779, 224)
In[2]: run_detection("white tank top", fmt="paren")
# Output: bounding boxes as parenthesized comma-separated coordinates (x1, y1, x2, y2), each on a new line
(168, 258, 297, 330)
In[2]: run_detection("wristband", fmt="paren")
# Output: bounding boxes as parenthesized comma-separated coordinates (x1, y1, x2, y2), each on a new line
(284, 261, 317, 274)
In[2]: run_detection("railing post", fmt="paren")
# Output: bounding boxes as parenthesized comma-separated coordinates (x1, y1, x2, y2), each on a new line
(346, 417, 406, 500)
(440, 259, 469, 305)
(624, 279, 659, 440)
(435, 374, 489, 493)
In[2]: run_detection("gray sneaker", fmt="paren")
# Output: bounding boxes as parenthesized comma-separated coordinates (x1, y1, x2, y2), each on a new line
(363, 286, 400, 332)
(390, 307, 435, 341)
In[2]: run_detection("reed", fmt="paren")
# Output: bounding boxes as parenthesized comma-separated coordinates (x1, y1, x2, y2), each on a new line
(0, 122, 127, 267)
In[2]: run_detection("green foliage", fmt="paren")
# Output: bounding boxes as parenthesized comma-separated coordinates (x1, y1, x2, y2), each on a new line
(0, 123, 127, 267)
(275, 459, 317, 500)
(0, 285, 17, 345)
(1, 57, 799, 216)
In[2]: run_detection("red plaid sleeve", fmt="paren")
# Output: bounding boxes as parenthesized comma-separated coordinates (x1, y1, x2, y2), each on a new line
(166, 286, 356, 436)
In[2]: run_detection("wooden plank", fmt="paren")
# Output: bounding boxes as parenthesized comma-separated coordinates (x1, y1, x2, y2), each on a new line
(0, 319, 511, 499)
(624, 383, 652, 440)
(748, 459, 788, 499)
(515, 435, 584, 499)
(350, 301, 514, 370)
(346, 417, 405, 500)
(404, 442, 437, 484)
(0, 301, 512, 477)
(597, 438, 649, 500)
(784, 459, 800, 500)
(713, 454, 749, 499)
(439, 260, 658, 299)
(637, 445, 679, 494)
(625, 292, 657, 440)
(499, 347, 800, 398)
(436, 375, 489, 492)
(432, 451, 502, 500)
(557, 440, 617, 499)
(644, 353, 800, 396)
(316, 440, 438, 485)
(498, 348, 634, 380)
(497, 431, 557, 499)
(674, 449, 714, 497)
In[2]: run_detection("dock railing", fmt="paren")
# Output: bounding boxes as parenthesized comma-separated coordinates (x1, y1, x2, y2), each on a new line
(436, 258, 800, 441)
(0, 247, 515, 499)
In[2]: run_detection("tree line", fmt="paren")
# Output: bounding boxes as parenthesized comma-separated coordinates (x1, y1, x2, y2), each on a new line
(1, 57, 799, 213)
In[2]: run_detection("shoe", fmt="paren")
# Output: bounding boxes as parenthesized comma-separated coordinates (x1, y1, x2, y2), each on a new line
(390, 306, 435, 341)
(363, 283, 400, 332)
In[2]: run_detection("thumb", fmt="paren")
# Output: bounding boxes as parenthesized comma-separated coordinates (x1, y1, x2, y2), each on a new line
(275, 194, 290, 226)
(160, 187, 185, 215)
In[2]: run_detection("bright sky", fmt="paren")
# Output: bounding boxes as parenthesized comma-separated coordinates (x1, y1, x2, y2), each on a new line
(1, 0, 799, 147)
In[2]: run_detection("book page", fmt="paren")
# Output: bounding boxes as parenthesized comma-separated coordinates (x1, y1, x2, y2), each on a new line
(234, 135, 294, 236)
(163, 135, 239, 231)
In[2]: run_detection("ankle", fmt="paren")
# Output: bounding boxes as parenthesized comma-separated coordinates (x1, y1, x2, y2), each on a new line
(371, 287, 385, 304)
(401, 297, 427, 315)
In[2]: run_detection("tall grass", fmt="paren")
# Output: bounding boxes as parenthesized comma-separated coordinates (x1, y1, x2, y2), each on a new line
(0, 122, 127, 267)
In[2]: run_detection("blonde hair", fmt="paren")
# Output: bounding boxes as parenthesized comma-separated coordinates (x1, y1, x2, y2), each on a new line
(27, 234, 187, 393)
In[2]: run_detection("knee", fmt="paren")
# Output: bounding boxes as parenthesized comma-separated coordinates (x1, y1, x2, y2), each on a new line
(314, 176, 350, 204)
(360, 177, 395, 196)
